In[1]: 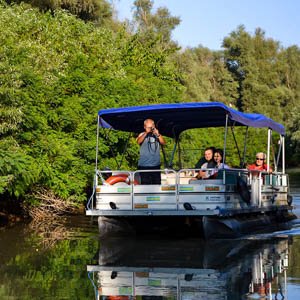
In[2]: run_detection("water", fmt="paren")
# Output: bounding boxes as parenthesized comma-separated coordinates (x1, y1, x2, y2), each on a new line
(0, 216, 99, 299)
(0, 172, 300, 299)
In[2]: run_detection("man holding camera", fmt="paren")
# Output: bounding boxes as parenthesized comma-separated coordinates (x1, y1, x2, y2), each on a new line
(136, 119, 166, 184)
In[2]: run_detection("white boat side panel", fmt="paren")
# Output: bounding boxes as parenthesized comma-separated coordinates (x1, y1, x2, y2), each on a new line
(178, 193, 226, 203)
(134, 203, 177, 210)
(135, 277, 178, 286)
(134, 194, 176, 204)
(134, 287, 176, 296)
(96, 194, 132, 210)
(136, 272, 178, 278)
(133, 185, 176, 193)
(133, 185, 177, 209)
(96, 203, 132, 210)
(99, 273, 133, 285)
(179, 183, 226, 193)
(97, 185, 133, 193)
(99, 287, 133, 296)
(96, 194, 132, 203)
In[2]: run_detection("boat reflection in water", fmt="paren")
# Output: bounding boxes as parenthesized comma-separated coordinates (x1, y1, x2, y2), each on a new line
(87, 237, 290, 300)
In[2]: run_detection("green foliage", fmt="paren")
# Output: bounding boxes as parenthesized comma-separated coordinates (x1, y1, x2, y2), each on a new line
(168, 126, 271, 170)
(0, 106, 23, 134)
(132, 0, 180, 51)
(7, 0, 113, 22)
(172, 47, 239, 104)
(0, 1, 299, 209)
(223, 26, 297, 124)
(222, 26, 300, 164)
(0, 142, 39, 197)
(0, 2, 183, 204)
(286, 106, 300, 164)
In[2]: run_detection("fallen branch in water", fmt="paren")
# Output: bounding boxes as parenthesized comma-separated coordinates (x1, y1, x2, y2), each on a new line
(23, 188, 81, 249)
(28, 218, 73, 249)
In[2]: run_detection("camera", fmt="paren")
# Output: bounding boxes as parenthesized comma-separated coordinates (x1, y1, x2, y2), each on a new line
(151, 127, 155, 132)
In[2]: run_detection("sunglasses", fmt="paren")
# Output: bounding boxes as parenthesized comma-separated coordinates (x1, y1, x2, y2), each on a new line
(256, 158, 264, 161)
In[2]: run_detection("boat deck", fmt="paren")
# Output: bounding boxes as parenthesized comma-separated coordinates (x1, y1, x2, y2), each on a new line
(86, 168, 291, 217)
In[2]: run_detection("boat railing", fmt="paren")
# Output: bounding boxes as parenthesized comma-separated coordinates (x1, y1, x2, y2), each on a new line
(88, 168, 289, 212)
(248, 170, 289, 207)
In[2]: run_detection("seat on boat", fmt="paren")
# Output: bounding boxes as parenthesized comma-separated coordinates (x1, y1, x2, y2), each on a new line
(162, 172, 193, 185)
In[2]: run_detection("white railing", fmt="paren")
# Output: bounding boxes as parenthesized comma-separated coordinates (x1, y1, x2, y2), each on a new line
(87, 168, 289, 211)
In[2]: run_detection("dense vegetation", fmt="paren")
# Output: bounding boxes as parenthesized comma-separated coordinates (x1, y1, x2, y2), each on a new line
(0, 0, 299, 208)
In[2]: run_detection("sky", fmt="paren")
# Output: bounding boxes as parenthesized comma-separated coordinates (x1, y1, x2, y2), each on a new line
(112, 0, 300, 50)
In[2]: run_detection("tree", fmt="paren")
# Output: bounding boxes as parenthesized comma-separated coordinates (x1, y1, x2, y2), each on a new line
(132, 0, 180, 50)
(172, 46, 238, 104)
(223, 26, 294, 120)
(0, 2, 184, 204)
(6, 0, 113, 22)
(223, 26, 300, 166)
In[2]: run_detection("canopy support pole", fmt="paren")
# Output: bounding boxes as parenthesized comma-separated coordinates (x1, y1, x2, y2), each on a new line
(276, 135, 282, 171)
(282, 135, 285, 174)
(231, 125, 242, 166)
(276, 136, 283, 172)
(87, 115, 100, 210)
(271, 135, 277, 173)
(267, 129, 272, 172)
(223, 114, 229, 164)
(95, 115, 100, 185)
(178, 138, 182, 169)
(223, 114, 229, 184)
(169, 139, 178, 168)
(242, 126, 249, 168)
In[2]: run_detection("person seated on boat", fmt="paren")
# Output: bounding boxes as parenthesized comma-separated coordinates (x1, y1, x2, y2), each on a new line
(136, 118, 166, 184)
(190, 147, 216, 180)
(209, 148, 230, 178)
(247, 152, 273, 174)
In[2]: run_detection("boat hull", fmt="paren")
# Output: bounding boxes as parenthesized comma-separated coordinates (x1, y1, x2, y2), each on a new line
(202, 210, 296, 239)
(98, 215, 202, 238)
(98, 210, 296, 239)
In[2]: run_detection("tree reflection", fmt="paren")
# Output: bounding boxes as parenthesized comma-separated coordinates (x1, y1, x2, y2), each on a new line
(0, 216, 98, 299)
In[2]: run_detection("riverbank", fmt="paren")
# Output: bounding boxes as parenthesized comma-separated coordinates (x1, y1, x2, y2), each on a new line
(0, 211, 24, 227)
(0, 203, 85, 228)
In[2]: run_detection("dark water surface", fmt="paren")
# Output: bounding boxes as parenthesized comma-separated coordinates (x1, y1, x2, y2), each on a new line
(0, 172, 300, 299)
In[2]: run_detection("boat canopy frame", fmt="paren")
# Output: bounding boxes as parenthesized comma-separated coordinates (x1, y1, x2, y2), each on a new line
(96, 102, 286, 172)
(97, 102, 285, 138)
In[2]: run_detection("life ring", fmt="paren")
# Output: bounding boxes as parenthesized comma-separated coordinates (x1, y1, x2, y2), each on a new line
(237, 176, 251, 205)
(105, 174, 138, 185)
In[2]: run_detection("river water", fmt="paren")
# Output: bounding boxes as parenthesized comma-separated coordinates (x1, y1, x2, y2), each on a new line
(0, 171, 300, 299)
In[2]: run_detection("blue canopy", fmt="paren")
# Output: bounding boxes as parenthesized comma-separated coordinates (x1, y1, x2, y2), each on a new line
(98, 102, 285, 137)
